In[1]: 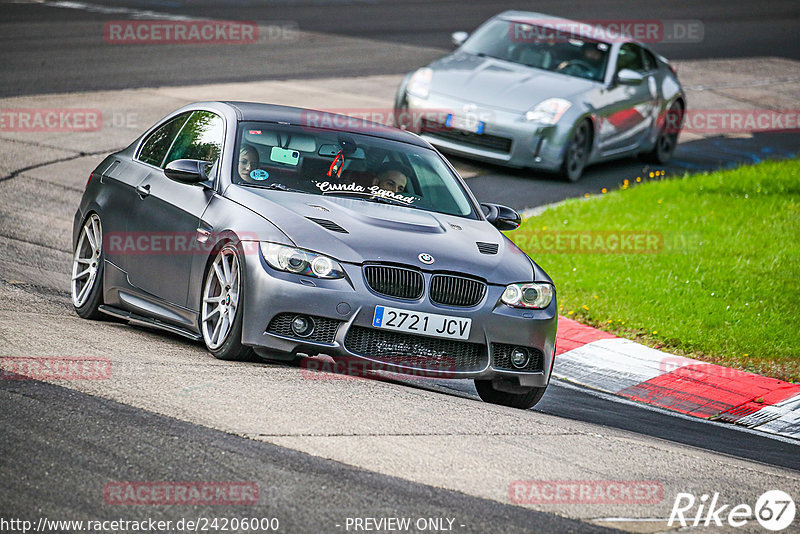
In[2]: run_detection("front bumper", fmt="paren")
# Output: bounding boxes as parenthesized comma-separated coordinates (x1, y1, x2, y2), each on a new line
(240, 246, 557, 387)
(401, 93, 571, 172)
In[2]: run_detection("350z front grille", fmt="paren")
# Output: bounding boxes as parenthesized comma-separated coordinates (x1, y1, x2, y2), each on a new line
(430, 274, 487, 307)
(344, 326, 487, 373)
(364, 265, 424, 300)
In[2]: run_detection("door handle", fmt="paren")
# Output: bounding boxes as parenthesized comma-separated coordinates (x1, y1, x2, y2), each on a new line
(136, 184, 151, 198)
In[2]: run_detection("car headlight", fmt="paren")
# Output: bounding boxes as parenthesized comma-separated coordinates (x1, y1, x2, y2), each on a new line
(406, 67, 433, 99)
(524, 98, 572, 125)
(500, 283, 554, 309)
(259, 242, 345, 279)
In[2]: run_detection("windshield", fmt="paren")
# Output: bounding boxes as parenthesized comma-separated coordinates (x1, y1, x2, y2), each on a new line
(233, 122, 477, 217)
(461, 19, 610, 82)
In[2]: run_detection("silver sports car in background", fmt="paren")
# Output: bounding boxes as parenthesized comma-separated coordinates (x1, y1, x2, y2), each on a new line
(72, 102, 557, 409)
(395, 11, 686, 181)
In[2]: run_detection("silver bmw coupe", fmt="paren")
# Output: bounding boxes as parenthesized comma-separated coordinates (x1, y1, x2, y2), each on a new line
(395, 11, 686, 180)
(72, 101, 557, 408)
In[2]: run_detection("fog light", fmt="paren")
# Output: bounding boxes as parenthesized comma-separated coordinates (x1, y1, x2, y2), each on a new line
(291, 315, 315, 338)
(510, 347, 530, 369)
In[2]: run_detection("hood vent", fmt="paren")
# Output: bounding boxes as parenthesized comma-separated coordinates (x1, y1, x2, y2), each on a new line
(307, 217, 348, 234)
(476, 242, 499, 255)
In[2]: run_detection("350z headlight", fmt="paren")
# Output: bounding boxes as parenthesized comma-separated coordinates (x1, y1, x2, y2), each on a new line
(524, 98, 571, 125)
(260, 242, 345, 279)
(500, 283, 554, 309)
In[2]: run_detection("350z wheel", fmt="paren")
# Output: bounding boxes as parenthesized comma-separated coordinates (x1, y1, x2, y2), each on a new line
(71, 213, 105, 319)
(201, 243, 253, 361)
(561, 119, 592, 182)
(642, 102, 683, 164)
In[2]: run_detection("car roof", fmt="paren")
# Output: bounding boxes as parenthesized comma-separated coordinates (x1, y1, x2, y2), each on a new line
(496, 10, 639, 46)
(218, 101, 429, 148)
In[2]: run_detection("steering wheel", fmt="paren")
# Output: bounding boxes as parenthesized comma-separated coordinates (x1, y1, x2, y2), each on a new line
(558, 60, 595, 77)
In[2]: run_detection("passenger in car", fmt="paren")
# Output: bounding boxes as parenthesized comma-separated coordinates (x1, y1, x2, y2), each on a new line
(238, 144, 260, 181)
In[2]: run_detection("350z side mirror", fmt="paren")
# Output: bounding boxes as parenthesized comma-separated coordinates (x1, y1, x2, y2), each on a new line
(451, 31, 469, 47)
(481, 203, 521, 231)
(616, 68, 644, 85)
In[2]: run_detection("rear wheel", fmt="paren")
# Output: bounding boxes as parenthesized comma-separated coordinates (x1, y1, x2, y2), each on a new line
(560, 120, 591, 182)
(201, 243, 253, 361)
(475, 378, 547, 410)
(642, 102, 683, 164)
(71, 213, 105, 319)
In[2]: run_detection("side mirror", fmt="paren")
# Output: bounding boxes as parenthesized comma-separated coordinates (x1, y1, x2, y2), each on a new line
(451, 31, 469, 47)
(481, 203, 521, 231)
(616, 68, 644, 85)
(164, 159, 210, 183)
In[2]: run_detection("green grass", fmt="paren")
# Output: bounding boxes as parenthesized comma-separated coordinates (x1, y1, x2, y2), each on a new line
(509, 160, 800, 382)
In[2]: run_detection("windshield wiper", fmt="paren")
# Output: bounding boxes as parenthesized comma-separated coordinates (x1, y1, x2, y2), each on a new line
(250, 182, 306, 193)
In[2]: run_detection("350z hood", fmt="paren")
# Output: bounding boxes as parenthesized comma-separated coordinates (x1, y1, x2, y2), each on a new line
(426, 53, 596, 112)
(224, 185, 545, 285)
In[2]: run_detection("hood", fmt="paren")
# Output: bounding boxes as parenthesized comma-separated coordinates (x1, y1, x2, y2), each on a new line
(224, 186, 538, 285)
(428, 53, 596, 112)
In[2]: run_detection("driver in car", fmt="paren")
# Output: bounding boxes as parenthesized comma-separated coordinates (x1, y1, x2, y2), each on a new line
(556, 44, 604, 80)
(373, 162, 409, 193)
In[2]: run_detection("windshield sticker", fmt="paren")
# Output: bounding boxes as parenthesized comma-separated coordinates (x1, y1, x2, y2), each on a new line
(315, 181, 416, 204)
(250, 169, 269, 180)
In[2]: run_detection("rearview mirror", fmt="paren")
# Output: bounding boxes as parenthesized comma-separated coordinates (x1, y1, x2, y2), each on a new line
(617, 69, 644, 85)
(451, 31, 469, 47)
(164, 159, 210, 183)
(481, 203, 521, 231)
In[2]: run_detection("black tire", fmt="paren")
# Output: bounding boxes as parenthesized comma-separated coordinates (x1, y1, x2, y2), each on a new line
(72, 213, 105, 320)
(642, 102, 683, 164)
(200, 243, 253, 362)
(474, 379, 548, 410)
(560, 119, 592, 182)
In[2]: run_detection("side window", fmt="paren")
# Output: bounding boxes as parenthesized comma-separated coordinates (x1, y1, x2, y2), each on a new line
(617, 43, 645, 73)
(137, 113, 191, 167)
(642, 48, 658, 72)
(163, 111, 224, 167)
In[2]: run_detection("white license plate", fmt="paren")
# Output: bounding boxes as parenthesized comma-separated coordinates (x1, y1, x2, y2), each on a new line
(372, 306, 472, 340)
(446, 114, 485, 134)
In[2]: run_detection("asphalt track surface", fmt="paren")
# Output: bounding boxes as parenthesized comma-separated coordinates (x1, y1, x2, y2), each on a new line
(1, 1, 799, 532)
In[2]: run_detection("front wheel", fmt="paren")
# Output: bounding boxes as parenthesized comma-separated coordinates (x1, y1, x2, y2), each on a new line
(72, 213, 105, 319)
(474, 378, 547, 409)
(560, 120, 591, 182)
(201, 243, 253, 361)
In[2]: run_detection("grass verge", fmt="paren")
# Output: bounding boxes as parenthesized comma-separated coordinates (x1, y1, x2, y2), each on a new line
(509, 160, 800, 382)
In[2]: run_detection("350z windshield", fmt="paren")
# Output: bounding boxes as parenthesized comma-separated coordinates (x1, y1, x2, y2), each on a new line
(233, 122, 477, 217)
